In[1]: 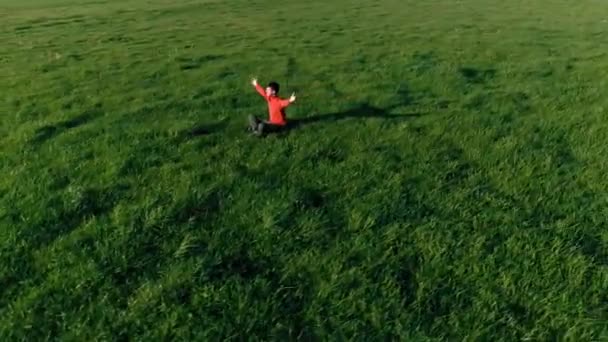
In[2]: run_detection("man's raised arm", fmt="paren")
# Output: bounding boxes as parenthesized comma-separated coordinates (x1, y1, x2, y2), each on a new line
(252, 78, 266, 98)
(280, 92, 296, 107)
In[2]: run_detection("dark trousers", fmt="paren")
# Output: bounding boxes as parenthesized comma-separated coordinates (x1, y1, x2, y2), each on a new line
(248, 115, 285, 135)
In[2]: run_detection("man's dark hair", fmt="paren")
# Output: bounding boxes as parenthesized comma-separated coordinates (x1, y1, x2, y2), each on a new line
(267, 81, 280, 94)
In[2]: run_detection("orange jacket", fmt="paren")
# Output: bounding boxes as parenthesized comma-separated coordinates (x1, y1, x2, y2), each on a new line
(255, 84, 291, 125)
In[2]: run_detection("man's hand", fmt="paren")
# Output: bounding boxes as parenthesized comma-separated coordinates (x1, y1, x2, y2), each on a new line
(251, 78, 258, 86)
(289, 92, 296, 103)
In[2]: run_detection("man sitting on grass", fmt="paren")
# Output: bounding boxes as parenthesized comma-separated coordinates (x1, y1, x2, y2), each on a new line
(249, 78, 296, 136)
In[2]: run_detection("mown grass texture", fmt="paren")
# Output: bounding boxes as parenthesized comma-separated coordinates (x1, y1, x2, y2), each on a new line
(1, 0, 608, 339)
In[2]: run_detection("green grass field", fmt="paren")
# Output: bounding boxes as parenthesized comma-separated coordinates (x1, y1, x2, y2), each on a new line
(2, 0, 608, 339)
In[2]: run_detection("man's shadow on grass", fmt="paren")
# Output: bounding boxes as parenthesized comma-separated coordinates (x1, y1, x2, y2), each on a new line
(181, 102, 423, 140)
(287, 102, 423, 129)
